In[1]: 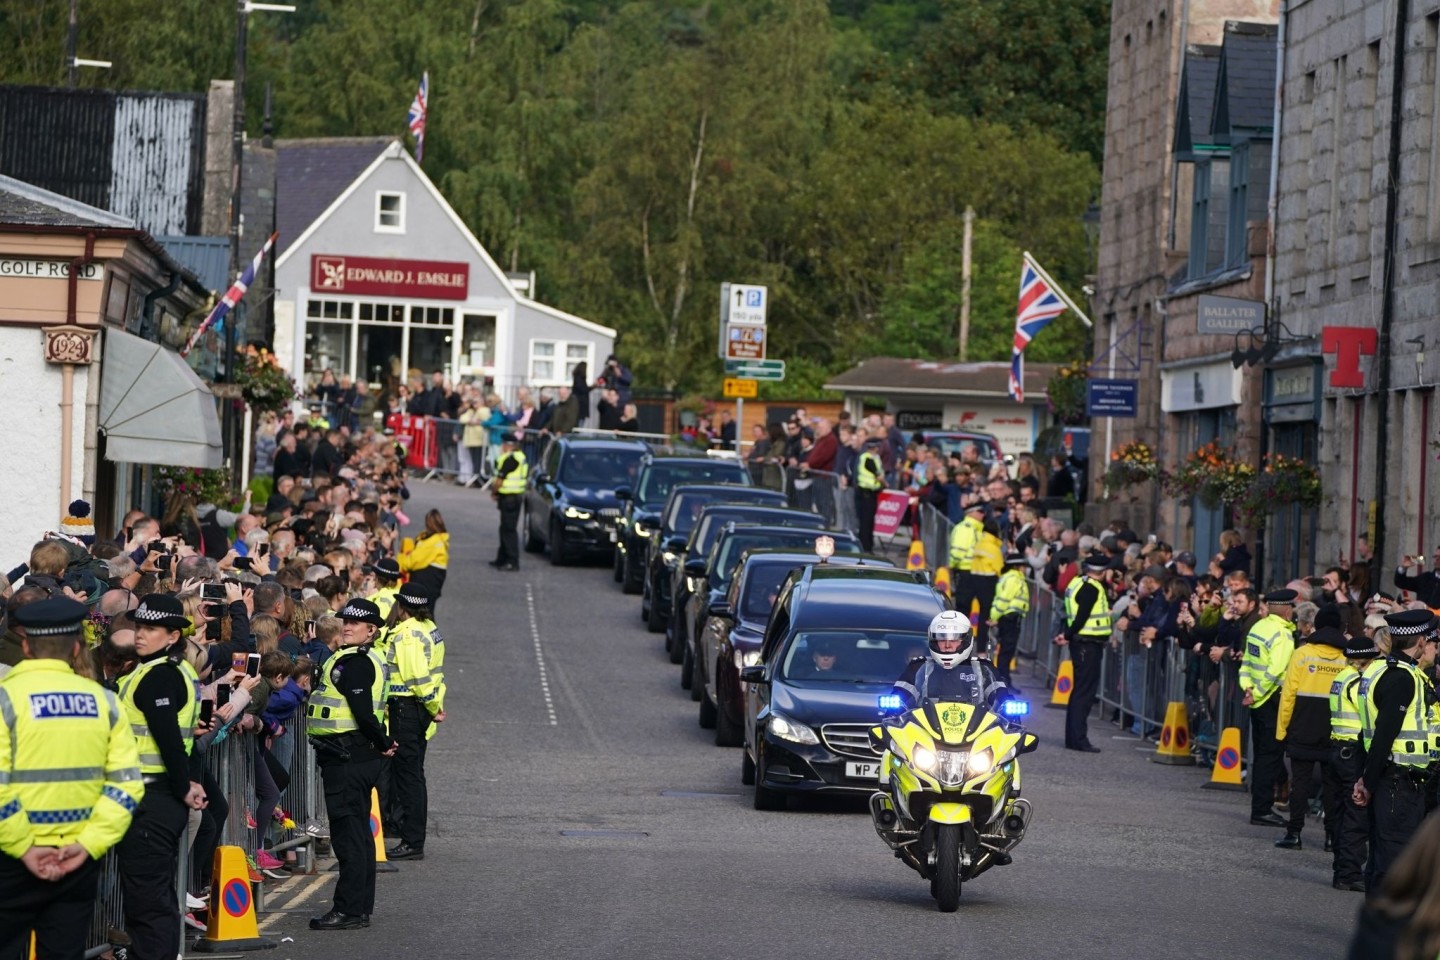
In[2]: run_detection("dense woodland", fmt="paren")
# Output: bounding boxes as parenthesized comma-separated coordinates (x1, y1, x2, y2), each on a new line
(2, 0, 1110, 396)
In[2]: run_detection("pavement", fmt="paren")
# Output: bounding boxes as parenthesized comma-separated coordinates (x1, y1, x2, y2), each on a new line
(242, 479, 1358, 959)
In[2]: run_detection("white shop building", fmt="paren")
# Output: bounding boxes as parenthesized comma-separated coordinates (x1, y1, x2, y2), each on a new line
(273, 138, 614, 402)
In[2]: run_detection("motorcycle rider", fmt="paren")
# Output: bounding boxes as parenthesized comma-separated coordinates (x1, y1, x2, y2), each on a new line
(892, 610, 1007, 710)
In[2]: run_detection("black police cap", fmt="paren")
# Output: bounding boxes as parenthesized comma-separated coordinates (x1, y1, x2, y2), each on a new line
(12, 597, 88, 636)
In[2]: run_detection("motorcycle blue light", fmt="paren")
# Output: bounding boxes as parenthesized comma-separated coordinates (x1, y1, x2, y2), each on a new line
(878, 694, 904, 712)
(1000, 700, 1030, 719)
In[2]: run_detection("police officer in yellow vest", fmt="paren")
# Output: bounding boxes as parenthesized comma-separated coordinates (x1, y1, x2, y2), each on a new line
(1240, 588, 1297, 827)
(490, 434, 528, 571)
(381, 583, 446, 862)
(307, 599, 396, 931)
(948, 503, 986, 632)
(0, 598, 144, 960)
(365, 557, 404, 653)
(1353, 609, 1439, 892)
(1273, 603, 1348, 851)
(1329, 632, 1380, 892)
(1055, 552, 1113, 753)
(988, 553, 1030, 685)
(854, 439, 884, 552)
(116, 594, 206, 960)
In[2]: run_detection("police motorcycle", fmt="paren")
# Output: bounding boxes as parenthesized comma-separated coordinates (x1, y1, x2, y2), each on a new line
(867, 611, 1037, 912)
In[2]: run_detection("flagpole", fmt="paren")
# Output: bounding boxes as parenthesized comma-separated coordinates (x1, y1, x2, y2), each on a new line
(1023, 251, 1093, 327)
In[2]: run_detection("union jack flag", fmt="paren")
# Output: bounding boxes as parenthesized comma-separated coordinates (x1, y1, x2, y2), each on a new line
(1010, 253, 1084, 402)
(407, 72, 428, 163)
(182, 232, 277, 358)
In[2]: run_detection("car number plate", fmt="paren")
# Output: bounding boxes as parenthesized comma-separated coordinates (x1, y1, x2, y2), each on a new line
(608, 529, 617, 543)
(845, 761, 881, 780)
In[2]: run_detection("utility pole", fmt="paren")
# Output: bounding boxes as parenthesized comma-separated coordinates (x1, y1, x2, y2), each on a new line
(958, 206, 974, 361)
(65, 0, 79, 87)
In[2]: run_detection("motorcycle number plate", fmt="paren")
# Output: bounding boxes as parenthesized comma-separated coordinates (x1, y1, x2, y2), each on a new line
(845, 761, 881, 780)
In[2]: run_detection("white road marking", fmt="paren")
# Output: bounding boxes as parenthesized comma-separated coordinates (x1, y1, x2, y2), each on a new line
(526, 585, 559, 726)
(258, 872, 329, 929)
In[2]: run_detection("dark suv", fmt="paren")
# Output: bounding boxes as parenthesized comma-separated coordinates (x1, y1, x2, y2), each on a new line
(614, 455, 751, 593)
(739, 565, 947, 810)
(640, 484, 787, 634)
(523, 435, 650, 564)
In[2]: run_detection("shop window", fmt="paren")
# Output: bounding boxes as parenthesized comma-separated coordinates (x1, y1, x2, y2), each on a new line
(462, 314, 496, 374)
(306, 299, 354, 320)
(528, 339, 593, 385)
(376, 192, 405, 233)
(305, 322, 353, 388)
(358, 302, 405, 323)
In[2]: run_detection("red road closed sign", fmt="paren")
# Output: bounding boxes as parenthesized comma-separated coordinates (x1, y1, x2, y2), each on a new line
(872, 490, 911, 538)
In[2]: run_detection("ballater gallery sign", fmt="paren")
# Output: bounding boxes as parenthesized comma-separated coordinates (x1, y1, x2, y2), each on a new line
(1196, 295, 1264, 335)
(311, 255, 469, 301)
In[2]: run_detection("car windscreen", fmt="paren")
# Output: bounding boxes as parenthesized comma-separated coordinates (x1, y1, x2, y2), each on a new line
(665, 491, 725, 537)
(925, 436, 999, 463)
(692, 510, 825, 557)
(558, 448, 645, 488)
(712, 532, 860, 587)
(740, 563, 807, 620)
(637, 463, 746, 506)
(780, 630, 930, 684)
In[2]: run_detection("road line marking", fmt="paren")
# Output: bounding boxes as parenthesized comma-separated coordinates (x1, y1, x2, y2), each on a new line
(526, 585, 559, 726)
(259, 873, 329, 929)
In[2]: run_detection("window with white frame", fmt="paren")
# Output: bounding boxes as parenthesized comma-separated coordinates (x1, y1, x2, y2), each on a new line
(375, 191, 405, 233)
(528, 339, 594, 385)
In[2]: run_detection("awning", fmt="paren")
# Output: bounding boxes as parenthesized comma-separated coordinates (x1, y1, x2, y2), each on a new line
(99, 329, 223, 469)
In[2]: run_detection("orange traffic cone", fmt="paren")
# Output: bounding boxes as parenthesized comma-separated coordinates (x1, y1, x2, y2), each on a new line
(1047, 658, 1074, 709)
(1202, 727, 1246, 790)
(907, 538, 926, 571)
(933, 566, 952, 598)
(1152, 701, 1195, 765)
(371, 788, 399, 873)
(191, 845, 276, 952)
(1009, 654, 1018, 676)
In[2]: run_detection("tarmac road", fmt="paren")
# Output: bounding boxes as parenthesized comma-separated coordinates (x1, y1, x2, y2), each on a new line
(252, 480, 1356, 960)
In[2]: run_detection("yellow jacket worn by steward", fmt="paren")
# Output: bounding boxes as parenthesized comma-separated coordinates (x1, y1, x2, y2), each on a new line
(0, 660, 144, 860)
(398, 532, 449, 575)
(387, 618, 446, 739)
(1276, 633, 1347, 748)
(969, 532, 1004, 577)
(1239, 614, 1295, 708)
(990, 568, 1030, 621)
(948, 515, 982, 570)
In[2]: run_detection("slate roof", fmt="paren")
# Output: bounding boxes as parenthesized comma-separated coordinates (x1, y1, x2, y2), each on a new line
(823, 357, 1059, 400)
(0, 173, 134, 229)
(1174, 44, 1223, 161)
(274, 137, 392, 255)
(1212, 21, 1278, 142)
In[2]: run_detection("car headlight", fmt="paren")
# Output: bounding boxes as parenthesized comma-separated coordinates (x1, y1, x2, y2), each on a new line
(911, 745, 938, 773)
(734, 649, 763, 669)
(768, 711, 819, 746)
(563, 506, 593, 520)
(967, 748, 994, 776)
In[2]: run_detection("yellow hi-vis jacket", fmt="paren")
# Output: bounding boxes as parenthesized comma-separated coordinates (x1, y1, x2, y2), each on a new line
(990, 568, 1030, 620)
(117, 657, 200, 775)
(398, 532, 449, 574)
(1358, 658, 1434, 769)
(497, 451, 528, 495)
(306, 645, 387, 736)
(1239, 614, 1295, 708)
(369, 586, 399, 623)
(0, 660, 144, 860)
(386, 617, 446, 724)
(948, 515, 982, 570)
(1329, 665, 1363, 742)
(970, 532, 1004, 577)
(1063, 575, 1112, 638)
(1276, 640, 1347, 743)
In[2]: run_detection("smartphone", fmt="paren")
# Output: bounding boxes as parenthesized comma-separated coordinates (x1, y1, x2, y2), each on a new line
(258, 543, 270, 557)
(157, 554, 173, 574)
(199, 700, 214, 726)
(216, 684, 232, 707)
(234, 556, 253, 571)
(231, 652, 247, 675)
(201, 582, 226, 603)
(245, 653, 261, 678)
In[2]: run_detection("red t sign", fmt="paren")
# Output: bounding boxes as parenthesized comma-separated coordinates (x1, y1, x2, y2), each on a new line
(1321, 326, 1378, 388)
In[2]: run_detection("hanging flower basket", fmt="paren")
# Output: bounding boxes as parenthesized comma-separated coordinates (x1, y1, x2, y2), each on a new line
(1235, 454, 1322, 523)
(1046, 364, 1089, 426)
(234, 346, 299, 416)
(1104, 440, 1160, 489)
(1164, 442, 1253, 509)
(154, 465, 236, 508)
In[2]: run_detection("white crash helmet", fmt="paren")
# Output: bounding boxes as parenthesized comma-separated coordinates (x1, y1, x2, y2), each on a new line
(927, 610, 974, 669)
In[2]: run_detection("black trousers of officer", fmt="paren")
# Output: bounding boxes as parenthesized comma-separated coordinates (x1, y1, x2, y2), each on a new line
(1248, 695, 1284, 819)
(1286, 748, 1342, 838)
(1365, 768, 1428, 892)
(993, 614, 1022, 686)
(1065, 640, 1104, 749)
(496, 492, 522, 566)
(856, 490, 877, 552)
(0, 853, 100, 960)
(115, 788, 188, 960)
(319, 734, 386, 917)
(389, 698, 433, 849)
(1331, 743, 1368, 886)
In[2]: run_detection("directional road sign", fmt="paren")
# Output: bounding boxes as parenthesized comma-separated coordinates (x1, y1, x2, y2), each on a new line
(724, 323, 766, 361)
(723, 378, 758, 399)
(725, 359, 783, 374)
(728, 360, 785, 381)
(726, 284, 768, 325)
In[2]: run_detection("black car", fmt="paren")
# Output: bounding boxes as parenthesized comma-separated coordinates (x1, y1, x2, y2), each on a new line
(523, 436, 650, 564)
(739, 565, 948, 810)
(680, 525, 862, 695)
(665, 504, 827, 665)
(614, 455, 751, 594)
(640, 484, 787, 634)
(698, 550, 895, 746)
